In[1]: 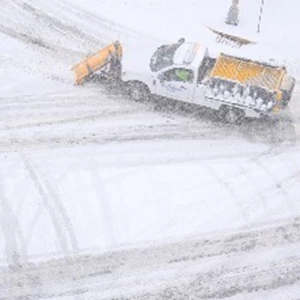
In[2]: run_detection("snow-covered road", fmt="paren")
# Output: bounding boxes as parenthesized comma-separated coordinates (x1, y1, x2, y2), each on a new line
(1, 0, 300, 299)
(1, 217, 300, 299)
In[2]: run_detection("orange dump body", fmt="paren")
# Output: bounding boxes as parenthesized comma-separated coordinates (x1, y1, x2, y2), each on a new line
(72, 42, 123, 85)
(210, 54, 286, 92)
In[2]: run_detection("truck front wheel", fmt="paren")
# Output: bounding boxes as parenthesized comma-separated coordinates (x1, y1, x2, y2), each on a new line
(126, 81, 150, 102)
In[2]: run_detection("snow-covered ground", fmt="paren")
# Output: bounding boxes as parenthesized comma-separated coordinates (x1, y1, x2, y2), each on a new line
(1, 0, 300, 299)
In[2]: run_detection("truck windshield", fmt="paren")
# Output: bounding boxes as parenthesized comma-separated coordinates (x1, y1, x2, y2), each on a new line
(150, 43, 182, 72)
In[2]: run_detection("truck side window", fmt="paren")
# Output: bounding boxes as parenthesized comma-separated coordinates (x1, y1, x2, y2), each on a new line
(162, 68, 194, 83)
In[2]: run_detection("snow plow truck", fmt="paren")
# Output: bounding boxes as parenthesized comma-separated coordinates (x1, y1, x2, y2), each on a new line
(72, 39, 295, 123)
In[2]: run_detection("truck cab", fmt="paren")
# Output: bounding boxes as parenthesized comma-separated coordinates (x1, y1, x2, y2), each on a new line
(122, 40, 218, 108)
(149, 42, 213, 105)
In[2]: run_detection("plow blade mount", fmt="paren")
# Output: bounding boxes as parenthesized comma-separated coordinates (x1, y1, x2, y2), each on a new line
(72, 41, 122, 85)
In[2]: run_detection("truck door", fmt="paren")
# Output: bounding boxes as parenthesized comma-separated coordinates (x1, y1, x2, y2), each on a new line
(155, 68, 194, 103)
(193, 57, 216, 105)
(194, 83, 206, 105)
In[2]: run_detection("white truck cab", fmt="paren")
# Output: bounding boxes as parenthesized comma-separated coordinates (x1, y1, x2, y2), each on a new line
(152, 43, 209, 104)
(123, 41, 213, 106)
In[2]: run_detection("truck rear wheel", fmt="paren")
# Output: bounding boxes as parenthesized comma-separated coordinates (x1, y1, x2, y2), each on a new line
(219, 106, 245, 124)
(126, 81, 150, 102)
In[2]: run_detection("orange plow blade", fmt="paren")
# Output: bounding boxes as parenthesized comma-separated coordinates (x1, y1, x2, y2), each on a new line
(72, 41, 122, 85)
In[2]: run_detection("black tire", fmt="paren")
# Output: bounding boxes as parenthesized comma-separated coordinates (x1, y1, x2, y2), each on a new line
(126, 81, 150, 102)
(219, 105, 245, 124)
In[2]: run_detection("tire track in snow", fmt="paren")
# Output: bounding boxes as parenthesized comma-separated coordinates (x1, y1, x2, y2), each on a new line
(186, 257, 300, 299)
(0, 175, 27, 266)
(91, 171, 117, 248)
(20, 153, 79, 257)
(0, 109, 140, 131)
(251, 158, 297, 210)
(50, 0, 166, 44)
(1, 218, 300, 299)
(0, 0, 106, 87)
(0, 85, 299, 155)
(0, 0, 102, 56)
